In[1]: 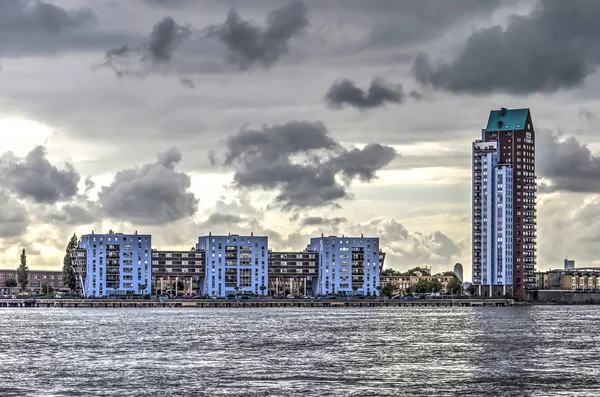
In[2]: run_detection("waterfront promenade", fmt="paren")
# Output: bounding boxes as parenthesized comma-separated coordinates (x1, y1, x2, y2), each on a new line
(0, 298, 514, 308)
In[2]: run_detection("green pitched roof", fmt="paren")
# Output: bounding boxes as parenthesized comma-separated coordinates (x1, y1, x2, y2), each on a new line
(485, 108, 530, 131)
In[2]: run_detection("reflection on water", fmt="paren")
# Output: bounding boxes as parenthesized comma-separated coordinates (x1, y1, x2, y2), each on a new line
(0, 306, 599, 396)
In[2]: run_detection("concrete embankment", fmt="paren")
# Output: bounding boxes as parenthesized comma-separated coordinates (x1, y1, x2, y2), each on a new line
(0, 298, 514, 309)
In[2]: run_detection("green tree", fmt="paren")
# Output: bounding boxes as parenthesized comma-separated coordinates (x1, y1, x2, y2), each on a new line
(62, 233, 79, 291)
(381, 283, 394, 297)
(138, 284, 147, 294)
(404, 286, 413, 296)
(16, 249, 29, 292)
(381, 268, 402, 276)
(42, 281, 54, 295)
(442, 271, 458, 278)
(413, 279, 431, 294)
(430, 279, 443, 293)
(259, 285, 266, 298)
(467, 284, 477, 295)
(446, 278, 462, 295)
(4, 278, 17, 292)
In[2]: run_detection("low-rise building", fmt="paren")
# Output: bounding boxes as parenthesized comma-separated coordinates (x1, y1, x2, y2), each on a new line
(0, 269, 64, 293)
(536, 268, 600, 291)
(151, 249, 206, 295)
(268, 250, 319, 296)
(380, 274, 455, 295)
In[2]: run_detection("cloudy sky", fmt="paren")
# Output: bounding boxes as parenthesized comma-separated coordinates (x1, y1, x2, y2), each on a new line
(1, 0, 600, 279)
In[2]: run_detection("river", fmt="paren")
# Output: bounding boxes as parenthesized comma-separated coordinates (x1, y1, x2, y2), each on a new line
(0, 306, 598, 396)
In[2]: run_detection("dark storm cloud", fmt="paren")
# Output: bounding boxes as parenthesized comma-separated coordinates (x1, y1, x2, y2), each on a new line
(203, 213, 243, 225)
(538, 132, 600, 193)
(325, 78, 420, 110)
(0, 0, 130, 56)
(49, 204, 95, 226)
(180, 77, 195, 88)
(301, 216, 346, 227)
(413, 0, 600, 94)
(358, 0, 502, 48)
(149, 17, 190, 62)
(0, 146, 79, 204)
(222, 120, 397, 210)
(579, 108, 597, 122)
(0, 191, 28, 239)
(101, 16, 190, 77)
(206, 1, 309, 70)
(141, 0, 193, 7)
(97, 147, 199, 225)
(84, 177, 95, 193)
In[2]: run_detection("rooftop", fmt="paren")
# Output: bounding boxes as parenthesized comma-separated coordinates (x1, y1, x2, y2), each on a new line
(485, 108, 530, 132)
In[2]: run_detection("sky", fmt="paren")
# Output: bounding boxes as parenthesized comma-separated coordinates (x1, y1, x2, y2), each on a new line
(1, 0, 600, 280)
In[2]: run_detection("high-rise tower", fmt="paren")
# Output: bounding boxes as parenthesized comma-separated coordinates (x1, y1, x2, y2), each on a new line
(472, 108, 536, 300)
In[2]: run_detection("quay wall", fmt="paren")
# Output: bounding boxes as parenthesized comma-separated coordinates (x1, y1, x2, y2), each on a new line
(537, 290, 600, 304)
(0, 298, 514, 309)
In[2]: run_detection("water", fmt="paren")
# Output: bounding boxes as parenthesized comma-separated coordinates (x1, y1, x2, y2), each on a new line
(0, 306, 599, 396)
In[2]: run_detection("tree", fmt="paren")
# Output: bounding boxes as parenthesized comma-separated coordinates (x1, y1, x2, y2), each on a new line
(16, 249, 29, 292)
(413, 279, 431, 294)
(4, 278, 17, 292)
(404, 286, 413, 296)
(376, 285, 382, 297)
(443, 271, 458, 278)
(62, 234, 79, 291)
(467, 284, 477, 296)
(139, 284, 147, 294)
(381, 283, 394, 298)
(430, 279, 442, 293)
(42, 282, 54, 295)
(381, 268, 402, 276)
(446, 278, 462, 295)
(259, 285, 266, 298)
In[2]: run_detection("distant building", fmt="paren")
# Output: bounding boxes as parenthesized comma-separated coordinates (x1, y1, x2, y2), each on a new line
(472, 108, 537, 300)
(380, 274, 455, 295)
(0, 269, 64, 293)
(307, 235, 380, 296)
(536, 267, 600, 291)
(564, 259, 575, 270)
(77, 231, 152, 297)
(197, 233, 268, 297)
(454, 263, 464, 282)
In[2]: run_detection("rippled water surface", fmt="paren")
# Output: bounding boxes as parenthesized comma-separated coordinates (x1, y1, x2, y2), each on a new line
(1, 306, 599, 396)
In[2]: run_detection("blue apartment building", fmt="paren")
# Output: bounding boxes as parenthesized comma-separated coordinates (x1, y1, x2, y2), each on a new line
(196, 233, 269, 297)
(79, 231, 152, 297)
(307, 235, 381, 296)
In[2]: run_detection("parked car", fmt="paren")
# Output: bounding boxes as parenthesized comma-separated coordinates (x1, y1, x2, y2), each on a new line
(402, 295, 416, 301)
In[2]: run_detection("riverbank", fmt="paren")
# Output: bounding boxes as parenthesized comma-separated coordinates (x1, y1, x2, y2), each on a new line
(0, 298, 514, 308)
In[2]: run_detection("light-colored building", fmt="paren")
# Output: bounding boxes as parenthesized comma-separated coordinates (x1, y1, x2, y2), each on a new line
(307, 235, 380, 296)
(197, 233, 269, 297)
(453, 263, 464, 282)
(472, 140, 514, 291)
(536, 268, 600, 291)
(77, 231, 152, 297)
